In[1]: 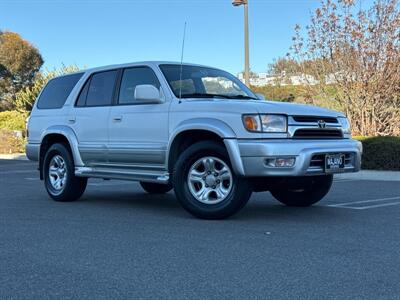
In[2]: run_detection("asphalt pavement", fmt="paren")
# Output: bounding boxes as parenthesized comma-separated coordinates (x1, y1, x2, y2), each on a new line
(1, 159, 400, 299)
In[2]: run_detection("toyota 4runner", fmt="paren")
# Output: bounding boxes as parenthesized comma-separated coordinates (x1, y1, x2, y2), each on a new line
(26, 62, 362, 219)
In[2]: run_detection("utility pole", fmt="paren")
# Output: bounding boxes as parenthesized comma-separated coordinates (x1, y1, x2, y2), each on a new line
(232, 0, 250, 86)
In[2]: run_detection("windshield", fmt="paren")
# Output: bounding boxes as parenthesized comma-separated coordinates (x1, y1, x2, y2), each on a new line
(159, 64, 257, 100)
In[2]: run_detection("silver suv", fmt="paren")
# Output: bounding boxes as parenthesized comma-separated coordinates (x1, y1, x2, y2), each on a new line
(26, 61, 362, 219)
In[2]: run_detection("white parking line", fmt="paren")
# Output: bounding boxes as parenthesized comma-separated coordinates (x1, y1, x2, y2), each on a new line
(333, 179, 358, 183)
(350, 202, 400, 210)
(327, 196, 400, 210)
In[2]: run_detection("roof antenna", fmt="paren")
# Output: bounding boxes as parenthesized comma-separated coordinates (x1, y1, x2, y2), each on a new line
(178, 21, 187, 104)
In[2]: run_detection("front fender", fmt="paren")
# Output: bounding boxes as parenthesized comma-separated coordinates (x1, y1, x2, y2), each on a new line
(170, 118, 236, 140)
(40, 125, 84, 167)
(168, 118, 245, 176)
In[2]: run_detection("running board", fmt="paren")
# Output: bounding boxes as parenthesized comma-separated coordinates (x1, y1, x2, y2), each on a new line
(75, 167, 170, 183)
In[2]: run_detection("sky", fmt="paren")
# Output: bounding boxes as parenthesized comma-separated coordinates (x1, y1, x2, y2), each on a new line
(1, 0, 325, 74)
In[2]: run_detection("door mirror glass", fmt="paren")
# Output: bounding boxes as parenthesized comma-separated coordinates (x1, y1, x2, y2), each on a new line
(134, 85, 162, 103)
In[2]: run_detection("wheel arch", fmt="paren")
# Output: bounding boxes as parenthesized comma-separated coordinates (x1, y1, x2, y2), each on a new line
(167, 119, 245, 176)
(39, 126, 83, 180)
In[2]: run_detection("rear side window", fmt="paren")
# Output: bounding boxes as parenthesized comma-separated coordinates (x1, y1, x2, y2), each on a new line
(76, 78, 90, 107)
(37, 73, 83, 109)
(85, 70, 118, 107)
(118, 67, 160, 104)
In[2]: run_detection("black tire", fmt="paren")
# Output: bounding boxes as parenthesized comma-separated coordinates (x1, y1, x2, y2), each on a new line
(43, 143, 87, 202)
(140, 182, 172, 194)
(270, 175, 333, 207)
(173, 141, 252, 219)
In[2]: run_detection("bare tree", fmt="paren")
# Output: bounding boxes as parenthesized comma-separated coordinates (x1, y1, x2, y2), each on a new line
(290, 0, 400, 136)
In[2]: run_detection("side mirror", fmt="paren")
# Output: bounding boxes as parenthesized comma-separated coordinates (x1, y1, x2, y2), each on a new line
(255, 93, 265, 100)
(134, 85, 163, 103)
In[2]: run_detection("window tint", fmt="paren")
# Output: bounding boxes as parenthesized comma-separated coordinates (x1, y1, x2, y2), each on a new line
(76, 78, 90, 107)
(86, 70, 118, 106)
(37, 73, 83, 109)
(118, 67, 160, 104)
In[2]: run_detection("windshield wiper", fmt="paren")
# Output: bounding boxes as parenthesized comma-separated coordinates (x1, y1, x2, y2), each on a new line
(180, 93, 232, 99)
(180, 93, 258, 100)
(224, 94, 258, 100)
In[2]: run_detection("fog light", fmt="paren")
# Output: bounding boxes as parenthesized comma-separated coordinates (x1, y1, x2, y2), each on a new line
(265, 157, 296, 168)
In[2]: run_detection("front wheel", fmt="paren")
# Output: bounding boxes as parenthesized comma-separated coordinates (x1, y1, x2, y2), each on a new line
(173, 141, 252, 219)
(270, 175, 333, 207)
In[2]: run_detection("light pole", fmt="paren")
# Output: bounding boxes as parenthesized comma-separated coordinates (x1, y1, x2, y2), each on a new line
(232, 0, 250, 87)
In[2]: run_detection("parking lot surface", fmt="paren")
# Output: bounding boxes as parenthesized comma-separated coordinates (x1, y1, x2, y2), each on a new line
(1, 160, 400, 299)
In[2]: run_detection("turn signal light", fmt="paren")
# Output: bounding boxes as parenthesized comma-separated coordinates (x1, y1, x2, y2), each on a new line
(243, 115, 261, 132)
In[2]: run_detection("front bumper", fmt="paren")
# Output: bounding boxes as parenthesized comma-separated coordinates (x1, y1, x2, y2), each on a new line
(236, 139, 362, 177)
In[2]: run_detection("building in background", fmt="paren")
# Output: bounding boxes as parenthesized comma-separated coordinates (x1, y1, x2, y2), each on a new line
(237, 72, 319, 86)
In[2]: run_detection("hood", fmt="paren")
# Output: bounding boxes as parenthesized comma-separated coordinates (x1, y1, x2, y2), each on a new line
(248, 100, 344, 117)
(179, 98, 345, 118)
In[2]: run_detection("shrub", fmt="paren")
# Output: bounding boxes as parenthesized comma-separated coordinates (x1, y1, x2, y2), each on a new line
(0, 110, 28, 131)
(0, 129, 26, 154)
(251, 85, 305, 102)
(354, 136, 400, 171)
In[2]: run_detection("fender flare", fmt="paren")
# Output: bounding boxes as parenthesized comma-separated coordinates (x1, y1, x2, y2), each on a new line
(40, 125, 84, 167)
(168, 118, 245, 176)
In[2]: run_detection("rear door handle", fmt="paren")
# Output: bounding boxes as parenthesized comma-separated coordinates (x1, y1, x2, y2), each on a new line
(112, 116, 123, 122)
(68, 117, 76, 124)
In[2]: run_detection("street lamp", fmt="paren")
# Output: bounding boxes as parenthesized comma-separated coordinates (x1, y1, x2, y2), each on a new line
(232, 0, 250, 87)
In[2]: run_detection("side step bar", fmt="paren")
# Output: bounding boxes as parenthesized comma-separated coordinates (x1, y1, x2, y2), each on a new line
(75, 167, 170, 183)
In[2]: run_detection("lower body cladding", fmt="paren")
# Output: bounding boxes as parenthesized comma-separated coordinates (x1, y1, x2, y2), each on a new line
(232, 138, 362, 177)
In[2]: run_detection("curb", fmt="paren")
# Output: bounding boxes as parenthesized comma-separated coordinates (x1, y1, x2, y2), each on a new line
(0, 153, 28, 161)
(335, 170, 400, 182)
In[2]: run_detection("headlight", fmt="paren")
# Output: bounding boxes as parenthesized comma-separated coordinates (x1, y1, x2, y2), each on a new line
(260, 114, 287, 133)
(243, 114, 287, 133)
(338, 117, 351, 134)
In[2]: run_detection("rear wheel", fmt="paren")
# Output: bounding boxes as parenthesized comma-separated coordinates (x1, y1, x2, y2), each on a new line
(270, 175, 333, 207)
(43, 143, 87, 202)
(140, 182, 172, 194)
(173, 141, 252, 219)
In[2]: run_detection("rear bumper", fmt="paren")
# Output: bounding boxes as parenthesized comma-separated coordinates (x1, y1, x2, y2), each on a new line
(25, 143, 40, 161)
(236, 139, 362, 177)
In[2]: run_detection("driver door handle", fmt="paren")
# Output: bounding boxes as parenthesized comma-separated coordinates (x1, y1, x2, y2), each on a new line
(112, 116, 123, 122)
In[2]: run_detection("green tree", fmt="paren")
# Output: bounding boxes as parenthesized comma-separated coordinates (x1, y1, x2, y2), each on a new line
(0, 31, 44, 110)
(15, 65, 81, 112)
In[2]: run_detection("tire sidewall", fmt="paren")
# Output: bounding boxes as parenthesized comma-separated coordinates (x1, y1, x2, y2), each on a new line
(271, 175, 333, 206)
(140, 182, 173, 194)
(43, 143, 74, 201)
(173, 141, 251, 219)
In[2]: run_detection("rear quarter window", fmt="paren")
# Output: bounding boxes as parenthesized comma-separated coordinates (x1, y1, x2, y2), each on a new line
(37, 73, 83, 109)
